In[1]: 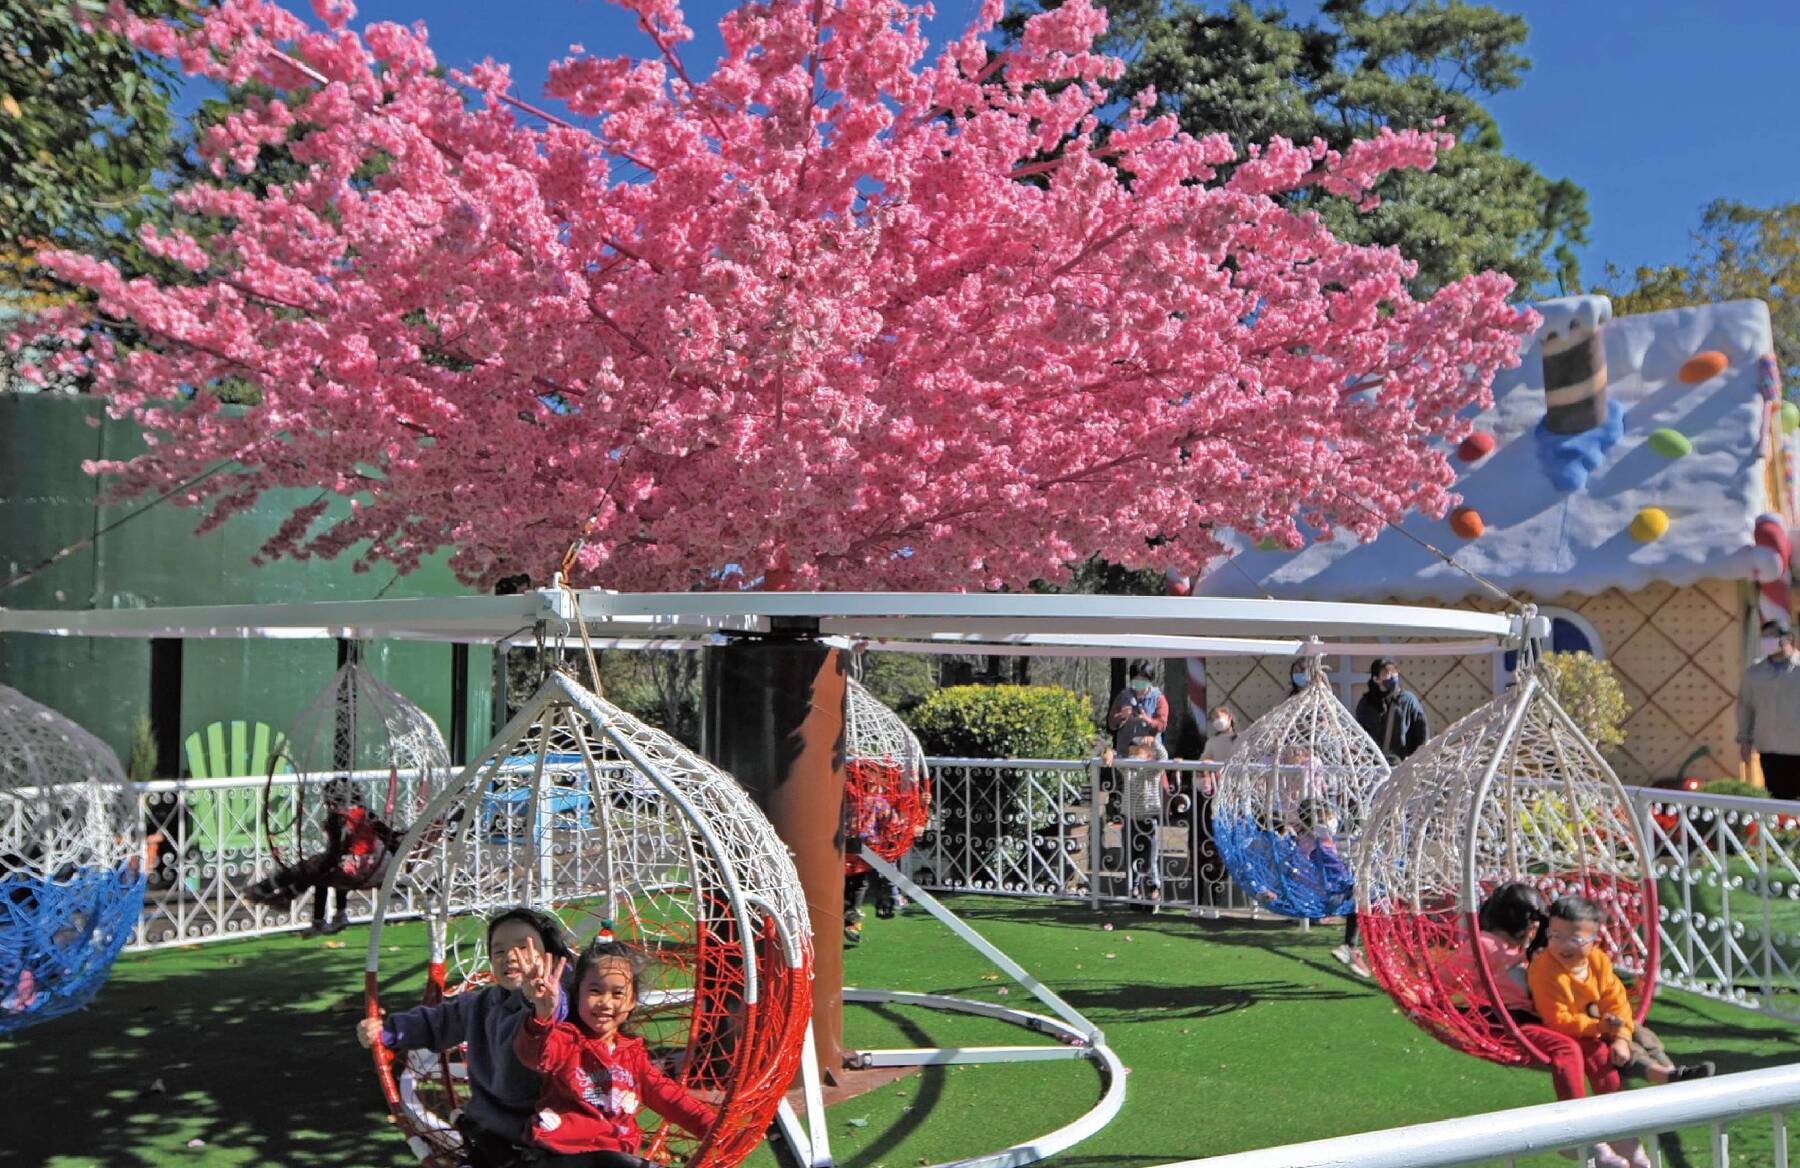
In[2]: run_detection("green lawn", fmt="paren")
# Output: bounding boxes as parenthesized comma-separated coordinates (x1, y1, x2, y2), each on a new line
(5, 897, 1799, 1168)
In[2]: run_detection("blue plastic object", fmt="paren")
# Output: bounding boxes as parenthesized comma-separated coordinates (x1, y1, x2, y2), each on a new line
(0, 866, 147, 1034)
(1212, 814, 1356, 919)
(481, 753, 595, 844)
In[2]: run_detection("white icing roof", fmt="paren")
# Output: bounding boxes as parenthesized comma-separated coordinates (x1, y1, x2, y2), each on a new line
(1201, 299, 1781, 604)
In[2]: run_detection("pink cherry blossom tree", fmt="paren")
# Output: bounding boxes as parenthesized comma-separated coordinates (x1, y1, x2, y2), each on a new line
(22, 0, 1532, 592)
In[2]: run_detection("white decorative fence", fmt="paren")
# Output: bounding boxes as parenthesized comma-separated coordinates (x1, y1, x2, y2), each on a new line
(125, 760, 663, 949)
(132, 770, 426, 947)
(1630, 784, 1800, 1022)
(105, 758, 1800, 1024)
(904, 758, 1263, 916)
(83, 760, 1800, 1168)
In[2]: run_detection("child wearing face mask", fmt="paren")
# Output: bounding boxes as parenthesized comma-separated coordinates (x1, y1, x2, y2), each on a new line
(1119, 737, 1169, 908)
(1198, 707, 1238, 797)
(1293, 797, 1368, 978)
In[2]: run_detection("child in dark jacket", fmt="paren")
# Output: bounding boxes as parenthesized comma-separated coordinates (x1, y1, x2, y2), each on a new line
(357, 906, 574, 1167)
(248, 777, 399, 934)
(514, 936, 718, 1167)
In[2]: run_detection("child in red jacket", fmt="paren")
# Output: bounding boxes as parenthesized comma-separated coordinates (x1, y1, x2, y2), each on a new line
(514, 934, 718, 1167)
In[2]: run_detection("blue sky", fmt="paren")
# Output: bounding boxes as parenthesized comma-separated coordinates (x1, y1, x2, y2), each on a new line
(282, 0, 1798, 289)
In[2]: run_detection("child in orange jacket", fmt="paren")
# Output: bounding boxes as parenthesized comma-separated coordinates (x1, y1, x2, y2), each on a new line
(1528, 895, 1712, 1168)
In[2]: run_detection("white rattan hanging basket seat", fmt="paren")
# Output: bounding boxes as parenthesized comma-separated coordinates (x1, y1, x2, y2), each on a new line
(0, 686, 144, 1034)
(363, 670, 811, 1168)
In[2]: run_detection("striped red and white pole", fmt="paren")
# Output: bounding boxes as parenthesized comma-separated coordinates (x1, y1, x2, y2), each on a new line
(1186, 657, 1208, 732)
(1754, 514, 1793, 629)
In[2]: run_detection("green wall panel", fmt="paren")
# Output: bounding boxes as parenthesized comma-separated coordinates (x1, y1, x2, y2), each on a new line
(1, 395, 493, 769)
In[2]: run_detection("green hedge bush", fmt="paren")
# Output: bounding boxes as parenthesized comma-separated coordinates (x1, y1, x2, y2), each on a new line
(1702, 778, 1766, 800)
(907, 685, 1095, 760)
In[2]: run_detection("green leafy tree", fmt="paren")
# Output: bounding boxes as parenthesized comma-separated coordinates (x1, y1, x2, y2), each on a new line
(2, 3, 330, 403)
(1017, 0, 1589, 295)
(1598, 199, 1800, 383)
(1538, 651, 1628, 753)
(0, 0, 184, 300)
(860, 653, 938, 715)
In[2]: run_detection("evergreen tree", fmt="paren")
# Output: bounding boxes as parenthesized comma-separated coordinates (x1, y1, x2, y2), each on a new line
(1015, 0, 1590, 295)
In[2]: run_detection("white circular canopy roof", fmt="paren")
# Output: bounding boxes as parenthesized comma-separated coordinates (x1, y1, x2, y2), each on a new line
(0, 590, 1532, 658)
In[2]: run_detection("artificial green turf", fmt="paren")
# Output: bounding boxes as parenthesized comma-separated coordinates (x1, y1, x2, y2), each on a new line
(5, 898, 1799, 1167)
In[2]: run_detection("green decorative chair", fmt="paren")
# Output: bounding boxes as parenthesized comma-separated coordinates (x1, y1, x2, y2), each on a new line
(182, 721, 293, 859)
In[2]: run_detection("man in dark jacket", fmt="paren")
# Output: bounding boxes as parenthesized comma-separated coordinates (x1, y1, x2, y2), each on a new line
(1355, 657, 1428, 763)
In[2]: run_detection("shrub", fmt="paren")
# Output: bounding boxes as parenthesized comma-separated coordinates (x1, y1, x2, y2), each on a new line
(907, 685, 1095, 760)
(1701, 778, 1766, 800)
(1538, 652, 1629, 753)
(126, 714, 159, 782)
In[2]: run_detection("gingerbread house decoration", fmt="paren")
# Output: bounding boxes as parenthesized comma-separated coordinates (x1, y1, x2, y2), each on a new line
(1197, 298, 1798, 785)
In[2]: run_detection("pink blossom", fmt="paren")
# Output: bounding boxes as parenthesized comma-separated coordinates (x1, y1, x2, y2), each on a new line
(31, 0, 1531, 592)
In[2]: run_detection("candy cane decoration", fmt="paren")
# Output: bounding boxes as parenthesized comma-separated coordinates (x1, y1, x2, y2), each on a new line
(1187, 659, 1208, 737)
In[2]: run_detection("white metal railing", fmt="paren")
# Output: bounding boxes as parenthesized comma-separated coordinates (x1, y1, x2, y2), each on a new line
(88, 761, 1800, 1168)
(1629, 784, 1800, 1022)
(106, 758, 1800, 1024)
(129, 768, 432, 948)
(118, 762, 643, 949)
(1163, 1063, 1800, 1168)
(906, 756, 1286, 918)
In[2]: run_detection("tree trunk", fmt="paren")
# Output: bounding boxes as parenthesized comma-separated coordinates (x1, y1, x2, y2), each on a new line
(702, 634, 848, 1083)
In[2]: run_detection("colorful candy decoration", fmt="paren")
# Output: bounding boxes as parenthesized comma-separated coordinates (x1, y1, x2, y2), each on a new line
(1529, 297, 1624, 491)
(1647, 428, 1692, 458)
(1679, 351, 1729, 384)
(1630, 507, 1669, 542)
(1457, 432, 1496, 462)
(1186, 657, 1208, 750)
(1780, 402, 1799, 435)
(1532, 402, 1624, 492)
(1449, 507, 1485, 539)
(1753, 514, 1792, 630)
(1537, 296, 1612, 434)
(1758, 353, 1782, 401)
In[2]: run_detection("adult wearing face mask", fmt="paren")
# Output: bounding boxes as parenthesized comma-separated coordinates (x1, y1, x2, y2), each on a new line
(1355, 657, 1429, 764)
(1287, 658, 1312, 697)
(1108, 660, 1170, 757)
(1738, 619, 1800, 798)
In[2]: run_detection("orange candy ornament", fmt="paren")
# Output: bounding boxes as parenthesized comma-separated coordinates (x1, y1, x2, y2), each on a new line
(1450, 507, 1485, 539)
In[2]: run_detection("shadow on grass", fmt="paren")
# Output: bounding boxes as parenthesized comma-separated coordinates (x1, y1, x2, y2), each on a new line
(1053, 976, 1359, 1022)
(937, 896, 1312, 937)
(0, 931, 426, 1167)
(839, 1004, 949, 1165)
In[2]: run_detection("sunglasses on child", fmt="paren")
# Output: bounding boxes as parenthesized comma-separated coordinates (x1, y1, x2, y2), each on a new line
(1547, 928, 1599, 948)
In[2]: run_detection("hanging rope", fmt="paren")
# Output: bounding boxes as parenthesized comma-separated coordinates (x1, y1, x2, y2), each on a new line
(558, 575, 607, 700)
(1338, 494, 1522, 612)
